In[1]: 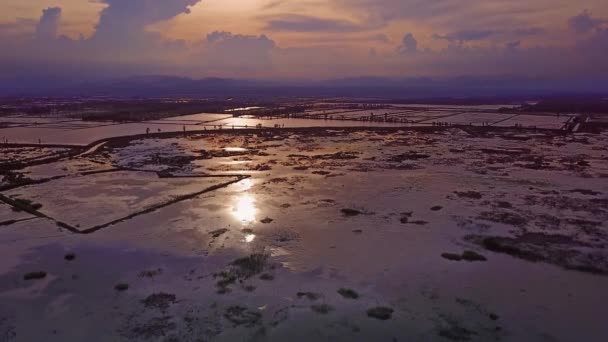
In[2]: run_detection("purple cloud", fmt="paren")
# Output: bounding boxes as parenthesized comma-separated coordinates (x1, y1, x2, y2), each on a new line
(35, 7, 61, 40)
(569, 10, 606, 33)
(398, 33, 417, 53)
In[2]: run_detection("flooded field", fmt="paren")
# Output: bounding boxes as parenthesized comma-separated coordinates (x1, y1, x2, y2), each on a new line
(1, 124, 607, 341)
(0, 104, 569, 145)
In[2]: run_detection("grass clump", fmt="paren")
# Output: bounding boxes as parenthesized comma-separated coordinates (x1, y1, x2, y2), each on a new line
(10, 198, 43, 213)
(224, 306, 262, 327)
(311, 304, 334, 314)
(23, 271, 47, 280)
(442, 251, 487, 262)
(214, 252, 270, 293)
(366, 307, 394, 320)
(141, 292, 177, 310)
(461, 251, 487, 262)
(209, 228, 229, 238)
(337, 288, 359, 299)
(115, 283, 129, 291)
(341, 208, 362, 216)
(297, 292, 321, 301)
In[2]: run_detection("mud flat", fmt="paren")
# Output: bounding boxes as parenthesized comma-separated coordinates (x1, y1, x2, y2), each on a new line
(0, 126, 607, 341)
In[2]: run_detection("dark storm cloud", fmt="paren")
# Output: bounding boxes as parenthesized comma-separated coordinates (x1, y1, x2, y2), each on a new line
(432, 27, 545, 43)
(262, 14, 374, 33)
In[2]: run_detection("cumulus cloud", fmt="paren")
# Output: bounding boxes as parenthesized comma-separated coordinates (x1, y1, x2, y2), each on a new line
(202, 31, 276, 74)
(35, 7, 62, 40)
(398, 33, 417, 53)
(506, 41, 521, 50)
(1, 2, 608, 83)
(569, 10, 606, 33)
(93, 0, 199, 38)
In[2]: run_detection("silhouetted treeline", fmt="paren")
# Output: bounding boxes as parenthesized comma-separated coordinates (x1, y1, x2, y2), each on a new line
(524, 98, 608, 114)
(0, 98, 270, 122)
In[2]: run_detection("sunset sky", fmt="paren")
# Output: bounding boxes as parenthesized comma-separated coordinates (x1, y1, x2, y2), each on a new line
(1, 0, 607, 82)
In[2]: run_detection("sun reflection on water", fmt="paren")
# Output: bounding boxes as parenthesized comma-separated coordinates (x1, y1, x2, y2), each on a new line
(244, 234, 256, 243)
(232, 194, 257, 223)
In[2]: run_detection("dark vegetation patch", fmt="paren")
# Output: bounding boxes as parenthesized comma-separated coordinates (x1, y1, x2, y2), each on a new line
(224, 306, 262, 328)
(366, 307, 394, 320)
(477, 211, 528, 227)
(214, 253, 270, 293)
(570, 189, 602, 196)
(455, 298, 500, 322)
(525, 195, 608, 217)
(387, 151, 431, 162)
(437, 317, 476, 341)
(124, 316, 176, 340)
(441, 251, 486, 262)
(454, 191, 483, 200)
(115, 283, 129, 291)
(480, 147, 530, 156)
(313, 152, 359, 160)
(270, 230, 299, 245)
(400, 212, 428, 225)
(10, 198, 43, 212)
(231, 254, 268, 277)
(462, 251, 488, 262)
(260, 273, 274, 281)
(399, 211, 413, 223)
(441, 253, 463, 261)
(139, 268, 163, 278)
(467, 233, 608, 275)
(209, 228, 229, 238)
(494, 201, 513, 209)
(410, 220, 429, 226)
(311, 304, 334, 315)
(23, 271, 47, 280)
(243, 285, 256, 292)
(341, 208, 362, 216)
(297, 292, 321, 301)
(141, 293, 177, 311)
(338, 288, 359, 299)
(0, 316, 16, 341)
(1, 171, 33, 188)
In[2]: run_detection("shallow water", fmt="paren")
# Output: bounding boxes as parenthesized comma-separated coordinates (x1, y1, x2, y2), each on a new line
(0, 108, 567, 145)
(0, 127, 606, 341)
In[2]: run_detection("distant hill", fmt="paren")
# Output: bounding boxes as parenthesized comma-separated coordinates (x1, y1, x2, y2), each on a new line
(1, 75, 607, 99)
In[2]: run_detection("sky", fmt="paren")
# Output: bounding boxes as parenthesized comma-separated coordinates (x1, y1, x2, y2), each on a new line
(1, 0, 608, 83)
